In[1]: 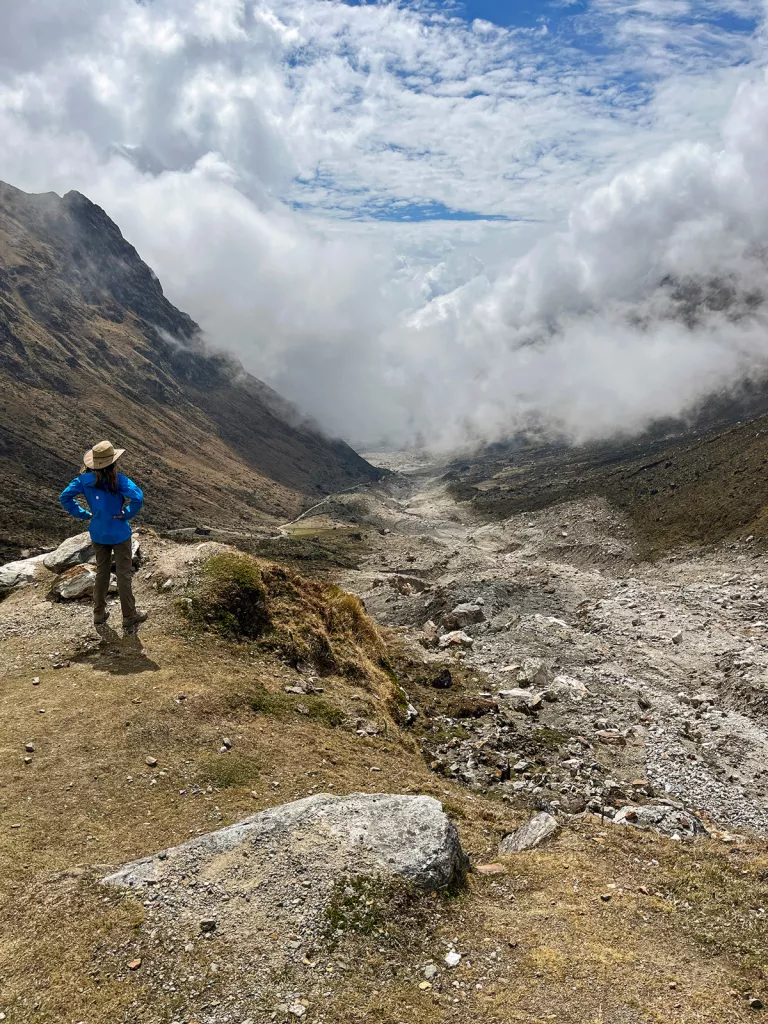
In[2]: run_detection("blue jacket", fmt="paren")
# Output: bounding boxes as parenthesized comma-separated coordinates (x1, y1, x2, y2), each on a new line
(59, 472, 144, 545)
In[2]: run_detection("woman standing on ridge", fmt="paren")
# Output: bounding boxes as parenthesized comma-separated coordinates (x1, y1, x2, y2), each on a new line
(59, 440, 147, 628)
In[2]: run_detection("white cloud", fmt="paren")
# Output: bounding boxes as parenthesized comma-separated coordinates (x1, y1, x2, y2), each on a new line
(0, 0, 767, 449)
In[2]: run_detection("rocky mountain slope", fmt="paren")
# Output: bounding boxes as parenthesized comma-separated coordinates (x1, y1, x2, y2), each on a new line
(0, 181, 380, 559)
(2, 485, 768, 1022)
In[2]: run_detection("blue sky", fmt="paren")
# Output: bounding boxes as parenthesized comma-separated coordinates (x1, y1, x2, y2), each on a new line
(278, 0, 766, 223)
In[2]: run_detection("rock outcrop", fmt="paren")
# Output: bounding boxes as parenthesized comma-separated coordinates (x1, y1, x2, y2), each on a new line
(105, 792, 467, 893)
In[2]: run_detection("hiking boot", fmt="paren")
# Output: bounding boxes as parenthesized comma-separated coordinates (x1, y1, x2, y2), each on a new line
(123, 610, 148, 628)
(94, 610, 110, 626)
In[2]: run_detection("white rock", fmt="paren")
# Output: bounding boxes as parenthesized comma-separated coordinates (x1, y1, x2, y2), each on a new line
(500, 812, 559, 853)
(498, 689, 544, 714)
(444, 950, 462, 968)
(0, 553, 48, 594)
(43, 532, 93, 573)
(438, 630, 474, 648)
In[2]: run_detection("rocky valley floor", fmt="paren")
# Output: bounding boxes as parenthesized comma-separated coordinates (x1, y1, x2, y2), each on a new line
(1, 459, 768, 1023)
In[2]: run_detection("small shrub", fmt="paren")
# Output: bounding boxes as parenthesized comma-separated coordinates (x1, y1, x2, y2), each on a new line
(192, 553, 270, 639)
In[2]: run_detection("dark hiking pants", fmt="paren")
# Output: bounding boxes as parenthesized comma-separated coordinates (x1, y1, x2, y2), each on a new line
(93, 539, 136, 620)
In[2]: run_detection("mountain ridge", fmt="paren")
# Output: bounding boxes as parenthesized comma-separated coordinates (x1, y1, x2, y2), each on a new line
(0, 180, 381, 559)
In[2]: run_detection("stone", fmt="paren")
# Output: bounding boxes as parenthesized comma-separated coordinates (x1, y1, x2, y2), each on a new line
(0, 553, 49, 594)
(24, 743, 34, 753)
(672, 631, 683, 645)
(475, 863, 505, 875)
(517, 658, 550, 689)
(749, 998, 764, 1011)
(145, 756, 158, 768)
(287, 1003, 307, 1017)
(442, 603, 485, 630)
(103, 793, 468, 893)
(431, 668, 453, 689)
(424, 964, 438, 980)
(444, 950, 462, 968)
(596, 730, 626, 746)
(199, 918, 217, 933)
(127, 958, 142, 970)
(548, 674, 589, 702)
(50, 564, 114, 600)
(690, 692, 717, 709)
(498, 689, 544, 714)
(43, 533, 93, 573)
(438, 630, 473, 648)
(613, 803, 708, 839)
(500, 812, 559, 853)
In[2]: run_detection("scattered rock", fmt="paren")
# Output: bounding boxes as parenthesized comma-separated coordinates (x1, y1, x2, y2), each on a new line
(613, 803, 708, 839)
(199, 918, 217, 934)
(499, 812, 559, 853)
(43, 533, 93, 574)
(24, 743, 34, 753)
(0, 553, 49, 594)
(672, 631, 683, 645)
(50, 564, 105, 600)
(127, 958, 142, 970)
(145, 756, 158, 768)
(442, 603, 485, 630)
(438, 630, 474, 649)
(431, 668, 453, 689)
(444, 950, 462, 968)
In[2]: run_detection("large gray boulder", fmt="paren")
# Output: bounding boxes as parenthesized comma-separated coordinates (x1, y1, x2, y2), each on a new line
(500, 812, 559, 853)
(43, 533, 141, 574)
(104, 793, 467, 893)
(43, 532, 93, 573)
(0, 553, 49, 595)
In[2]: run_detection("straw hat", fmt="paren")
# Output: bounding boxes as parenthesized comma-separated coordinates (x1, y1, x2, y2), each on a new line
(83, 440, 125, 470)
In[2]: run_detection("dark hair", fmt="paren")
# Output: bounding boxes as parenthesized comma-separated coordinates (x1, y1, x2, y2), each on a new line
(94, 464, 119, 493)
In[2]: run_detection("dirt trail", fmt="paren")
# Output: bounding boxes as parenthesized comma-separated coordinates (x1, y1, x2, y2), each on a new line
(330, 455, 768, 838)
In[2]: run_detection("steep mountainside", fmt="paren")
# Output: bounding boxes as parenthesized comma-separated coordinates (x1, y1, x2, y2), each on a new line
(448, 414, 768, 557)
(0, 181, 380, 557)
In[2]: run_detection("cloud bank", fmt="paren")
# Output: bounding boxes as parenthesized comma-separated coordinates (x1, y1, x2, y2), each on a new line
(1, 0, 767, 449)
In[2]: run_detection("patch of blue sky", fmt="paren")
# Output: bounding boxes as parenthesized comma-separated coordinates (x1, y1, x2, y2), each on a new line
(292, 189, 521, 222)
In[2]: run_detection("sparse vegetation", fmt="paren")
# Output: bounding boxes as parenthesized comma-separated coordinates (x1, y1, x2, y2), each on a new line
(186, 551, 387, 682)
(197, 752, 262, 788)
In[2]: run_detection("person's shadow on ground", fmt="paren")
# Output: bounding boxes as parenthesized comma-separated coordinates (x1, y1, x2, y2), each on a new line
(75, 623, 160, 674)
